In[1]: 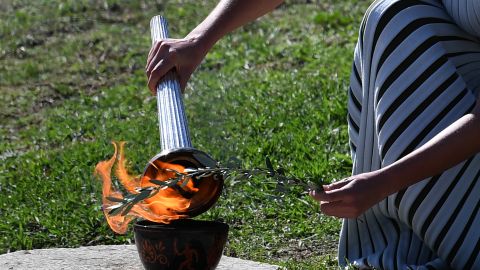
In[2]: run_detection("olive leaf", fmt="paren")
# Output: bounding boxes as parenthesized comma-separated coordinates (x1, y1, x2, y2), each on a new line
(131, 188, 153, 204)
(149, 179, 169, 186)
(180, 177, 191, 188)
(121, 203, 135, 216)
(107, 156, 325, 217)
(107, 204, 125, 216)
(265, 157, 275, 177)
(106, 196, 125, 203)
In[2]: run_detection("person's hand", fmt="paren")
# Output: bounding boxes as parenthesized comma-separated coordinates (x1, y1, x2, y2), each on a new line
(145, 36, 207, 94)
(309, 171, 390, 218)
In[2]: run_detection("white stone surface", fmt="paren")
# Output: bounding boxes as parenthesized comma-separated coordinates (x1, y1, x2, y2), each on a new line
(0, 245, 279, 270)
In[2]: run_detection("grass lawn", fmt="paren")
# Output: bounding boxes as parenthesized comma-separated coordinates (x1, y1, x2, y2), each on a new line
(1, 0, 370, 268)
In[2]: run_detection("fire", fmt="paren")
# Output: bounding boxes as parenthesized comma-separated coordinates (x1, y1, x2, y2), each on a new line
(94, 141, 198, 234)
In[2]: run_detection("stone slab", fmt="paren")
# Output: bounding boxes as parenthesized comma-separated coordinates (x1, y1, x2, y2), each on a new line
(0, 245, 279, 270)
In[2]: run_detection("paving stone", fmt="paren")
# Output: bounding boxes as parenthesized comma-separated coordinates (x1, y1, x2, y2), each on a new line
(0, 245, 279, 270)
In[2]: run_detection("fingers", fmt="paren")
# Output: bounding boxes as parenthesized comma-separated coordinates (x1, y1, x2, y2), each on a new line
(146, 41, 161, 70)
(309, 180, 362, 218)
(309, 178, 352, 202)
(146, 43, 179, 94)
(323, 179, 350, 191)
(309, 186, 347, 203)
(146, 41, 171, 78)
(148, 59, 174, 94)
(309, 189, 325, 201)
(310, 190, 363, 218)
(320, 201, 360, 219)
(146, 40, 187, 95)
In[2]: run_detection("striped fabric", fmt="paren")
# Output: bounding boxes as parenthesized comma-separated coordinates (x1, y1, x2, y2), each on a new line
(341, 0, 480, 269)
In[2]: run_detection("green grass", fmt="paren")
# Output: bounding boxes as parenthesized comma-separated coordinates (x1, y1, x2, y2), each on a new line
(0, 0, 370, 268)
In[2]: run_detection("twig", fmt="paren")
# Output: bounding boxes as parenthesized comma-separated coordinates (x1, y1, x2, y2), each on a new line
(107, 157, 325, 216)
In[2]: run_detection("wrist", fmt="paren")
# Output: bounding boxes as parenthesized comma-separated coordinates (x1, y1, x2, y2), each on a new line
(185, 29, 216, 57)
(375, 165, 405, 197)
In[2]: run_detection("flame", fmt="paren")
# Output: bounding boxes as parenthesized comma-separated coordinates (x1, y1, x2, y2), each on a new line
(94, 142, 198, 234)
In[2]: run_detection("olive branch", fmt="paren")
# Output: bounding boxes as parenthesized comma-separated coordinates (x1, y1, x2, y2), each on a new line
(106, 157, 324, 216)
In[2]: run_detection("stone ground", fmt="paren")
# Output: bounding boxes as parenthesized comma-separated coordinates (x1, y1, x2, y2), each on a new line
(0, 245, 279, 270)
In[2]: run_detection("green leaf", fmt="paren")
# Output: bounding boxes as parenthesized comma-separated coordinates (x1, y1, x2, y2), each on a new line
(149, 179, 169, 186)
(180, 177, 190, 188)
(106, 203, 123, 210)
(184, 168, 197, 173)
(197, 171, 213, 179)
(276, 168, 286, 176)
(124, 193, 137, 201)
(121, 203, 134, 216)
(106, 196, 125, 203)
(165, 168, 182, 176)
(131, 189, 153, 204)
(108, 204, 125, 216)
(310, 182, 324, 192)
(265, 157, 275, 177)
(233, 173, 250, 182)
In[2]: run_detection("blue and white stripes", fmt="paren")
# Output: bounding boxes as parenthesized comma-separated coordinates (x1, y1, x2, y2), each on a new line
(341, 0, 480, 269)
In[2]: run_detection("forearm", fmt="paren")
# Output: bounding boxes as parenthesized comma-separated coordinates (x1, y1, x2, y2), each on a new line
(186, 0, 284, 52)
(380, 100, 480, 196)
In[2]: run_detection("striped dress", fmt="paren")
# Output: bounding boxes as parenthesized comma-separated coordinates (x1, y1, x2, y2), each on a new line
(342, 0, 480, 269)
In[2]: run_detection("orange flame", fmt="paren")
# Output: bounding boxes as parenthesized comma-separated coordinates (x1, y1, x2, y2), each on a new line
(94, 142, 198, 234)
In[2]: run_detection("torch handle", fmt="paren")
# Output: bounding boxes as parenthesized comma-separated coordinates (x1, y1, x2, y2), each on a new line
(150, 16, 192, 151)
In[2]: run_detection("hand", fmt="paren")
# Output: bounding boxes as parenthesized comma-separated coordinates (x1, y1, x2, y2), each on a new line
(309, 171, 390, 218)
(145, 36, 207, 94)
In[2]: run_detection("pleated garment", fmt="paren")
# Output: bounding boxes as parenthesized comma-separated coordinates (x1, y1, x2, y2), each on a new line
(341, 0, 480, 269)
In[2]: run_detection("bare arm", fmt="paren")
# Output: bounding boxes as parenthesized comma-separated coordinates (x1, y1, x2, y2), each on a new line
(380, 100, 480, 195)
(146, 0, 284, 93)
(312, 100, 480, 218)
(187, 0, 284, 53)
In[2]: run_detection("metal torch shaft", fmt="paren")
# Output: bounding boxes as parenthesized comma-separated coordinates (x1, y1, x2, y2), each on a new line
(150, 16, 192, 151)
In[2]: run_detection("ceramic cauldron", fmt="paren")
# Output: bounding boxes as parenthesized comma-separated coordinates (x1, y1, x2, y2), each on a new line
(134, 219, 229, 270)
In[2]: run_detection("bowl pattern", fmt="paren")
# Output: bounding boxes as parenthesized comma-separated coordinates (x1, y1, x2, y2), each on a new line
(134, 219, 228, 270)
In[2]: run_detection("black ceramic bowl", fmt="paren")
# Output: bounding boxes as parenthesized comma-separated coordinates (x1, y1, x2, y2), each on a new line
(134, 219, 229, 270)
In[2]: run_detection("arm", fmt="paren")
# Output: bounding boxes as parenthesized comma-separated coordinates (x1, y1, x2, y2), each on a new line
(311, 100, 480, 218)
(187, 0, 284, 53)
(380, 100, 480, 195)
(146, 0, 284, 93)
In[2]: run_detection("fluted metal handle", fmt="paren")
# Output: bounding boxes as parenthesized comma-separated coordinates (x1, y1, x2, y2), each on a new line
(150, 15, 192, 151)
